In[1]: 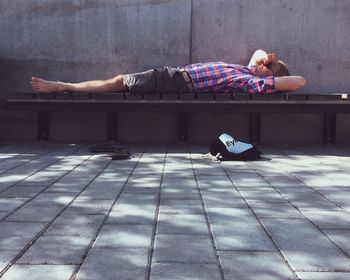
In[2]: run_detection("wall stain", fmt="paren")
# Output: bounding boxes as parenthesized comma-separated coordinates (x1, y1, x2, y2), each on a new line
(1, 0, 174, 17)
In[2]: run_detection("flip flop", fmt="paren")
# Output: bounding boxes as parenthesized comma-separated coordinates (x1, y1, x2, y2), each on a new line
(89, 144, 130, 160)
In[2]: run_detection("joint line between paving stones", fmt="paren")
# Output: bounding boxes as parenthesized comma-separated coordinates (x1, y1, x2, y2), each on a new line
(0, 147, 98, 276)
(0, 145, 53, 167)
(0, 143, 51, 165)
(251, 166, 350, 259)
(189, 147, 226, 280)
(0, 143, 80, 197)
(145, 148, 167, 280)
(220, 162, 300, 280)
(260, 147, 350, 259)
(0, 145, 90, 222)
(0, 143, 27, 159)
(274, 147, 350, 213)
(69, 149, 145, 280)
(0, 143, 64, 176)
(0, 146, 112, 277)
(0, 144, 88, 222)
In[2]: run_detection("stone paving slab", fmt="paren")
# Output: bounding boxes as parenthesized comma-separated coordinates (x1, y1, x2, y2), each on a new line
(250, 202, 303, 219)
(301, 210, 350, 229)
(0, 236, 34, 251)
(29, 192, 76, 207)
(0, 222, 45, 237)
(150, 263, 221, 280)
(94, 224, 153, 248)
(218, 251, 296, 280)
(160, 187, 201, 199)
(1, 265, 76, 280)
(159, 199, 204, 214)
(156, 213, 209, 235)
(261, 218, 350, 271)
(322, 229, 350, 256)
(202, 193, 247, 208)
(161, 178, 197, 188)
(240, 188, 288, 204)
(153, 234, 216, 263)
(19, 170, 68, 186)
(288, 195, 340, 211)
(65, 198, 113, 215)
(296, 271, 350, 280)
(0, 186, 46, 198)
(1, 143, 350, 280)
(210, 215, 277, 251)
(74, 181, 124, 200)
(0, 251, 18, 273)
(318, 188, 350, 208)
(75, 248, 149, 280)
(44, 214, 105, 237)
(17, 236, 92, 265)
(5, 205, 64, 223)
(0, 198, 29, 212)
(107, 204, 157, 225)
(0, 212, 8, 220)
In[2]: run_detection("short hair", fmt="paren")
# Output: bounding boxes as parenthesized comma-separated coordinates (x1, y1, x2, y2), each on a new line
(275, 60, 290, 77)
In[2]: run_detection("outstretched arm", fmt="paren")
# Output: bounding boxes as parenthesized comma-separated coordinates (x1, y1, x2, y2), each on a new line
(275, 76, 306, 92)
(248, 49, 276, 66)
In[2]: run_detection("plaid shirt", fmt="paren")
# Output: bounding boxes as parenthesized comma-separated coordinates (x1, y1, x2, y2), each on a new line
(185, 62, 276, 94)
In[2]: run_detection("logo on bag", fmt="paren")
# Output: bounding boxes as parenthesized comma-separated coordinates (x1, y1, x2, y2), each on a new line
(226, 139, 239, 147)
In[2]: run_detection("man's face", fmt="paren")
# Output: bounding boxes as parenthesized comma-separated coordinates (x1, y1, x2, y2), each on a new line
(254, 62, 280, 77)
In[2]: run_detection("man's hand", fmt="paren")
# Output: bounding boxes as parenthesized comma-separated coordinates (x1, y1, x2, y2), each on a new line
(248, 49, 277, 66)
(257, 52, 277, 66)
(266, 52, 277, 64)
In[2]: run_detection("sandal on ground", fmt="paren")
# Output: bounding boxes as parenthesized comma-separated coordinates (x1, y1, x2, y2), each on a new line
(89, 144, 130, 160)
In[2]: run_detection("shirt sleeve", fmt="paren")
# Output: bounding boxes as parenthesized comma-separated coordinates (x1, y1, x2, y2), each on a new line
(246, 76, 276, 94)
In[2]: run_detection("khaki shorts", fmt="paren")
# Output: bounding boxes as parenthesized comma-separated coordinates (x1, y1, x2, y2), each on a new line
(122, 66, 190, 94)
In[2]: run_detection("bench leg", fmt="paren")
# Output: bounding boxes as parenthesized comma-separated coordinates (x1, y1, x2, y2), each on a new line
(249, 113, 261, 143)
(178, 113, 189, 143)
(37, 111, 49, 140)
(324, 113, 336, 145)
(108, 112, 119, 141)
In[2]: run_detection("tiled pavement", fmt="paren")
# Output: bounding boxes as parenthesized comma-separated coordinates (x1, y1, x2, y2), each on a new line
(0, 143, 350, 280)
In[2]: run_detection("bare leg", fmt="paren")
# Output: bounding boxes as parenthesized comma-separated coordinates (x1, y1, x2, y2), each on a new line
(31, 75, 125, 93)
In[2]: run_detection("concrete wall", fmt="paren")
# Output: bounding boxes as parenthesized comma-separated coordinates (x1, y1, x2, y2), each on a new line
(1, 0, 349, 144)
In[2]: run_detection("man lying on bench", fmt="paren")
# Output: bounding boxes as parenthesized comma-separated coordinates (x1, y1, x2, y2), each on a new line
(31, 49, 306, 95)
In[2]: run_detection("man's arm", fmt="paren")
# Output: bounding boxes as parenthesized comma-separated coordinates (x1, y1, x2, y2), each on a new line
(248, 49, 276, 66)
(274, 76, 306, 92)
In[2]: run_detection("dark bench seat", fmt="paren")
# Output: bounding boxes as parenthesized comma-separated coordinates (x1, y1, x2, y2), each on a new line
(4, 92, 350, 113)
(2, 92, 350, 143)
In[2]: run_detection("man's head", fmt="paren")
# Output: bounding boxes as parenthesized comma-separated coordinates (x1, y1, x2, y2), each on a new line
(254, 60, 290, 77)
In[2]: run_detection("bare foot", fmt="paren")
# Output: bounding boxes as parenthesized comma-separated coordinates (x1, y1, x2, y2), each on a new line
(31, 77, 65, 93)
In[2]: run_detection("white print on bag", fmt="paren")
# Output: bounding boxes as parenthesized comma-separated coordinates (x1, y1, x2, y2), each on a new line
(219, 133, 253, 154)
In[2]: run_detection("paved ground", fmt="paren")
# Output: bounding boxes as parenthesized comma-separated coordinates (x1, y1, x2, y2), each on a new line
(0, 143, 350, 280)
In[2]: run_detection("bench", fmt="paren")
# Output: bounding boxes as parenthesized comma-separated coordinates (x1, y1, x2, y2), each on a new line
(2, 92, 350, 144)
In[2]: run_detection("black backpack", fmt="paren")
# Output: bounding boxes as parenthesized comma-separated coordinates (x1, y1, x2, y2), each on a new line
(209, 133, 262, 161)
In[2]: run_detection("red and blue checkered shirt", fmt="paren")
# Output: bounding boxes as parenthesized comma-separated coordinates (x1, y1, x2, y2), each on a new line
(185, 62, 276, 94)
